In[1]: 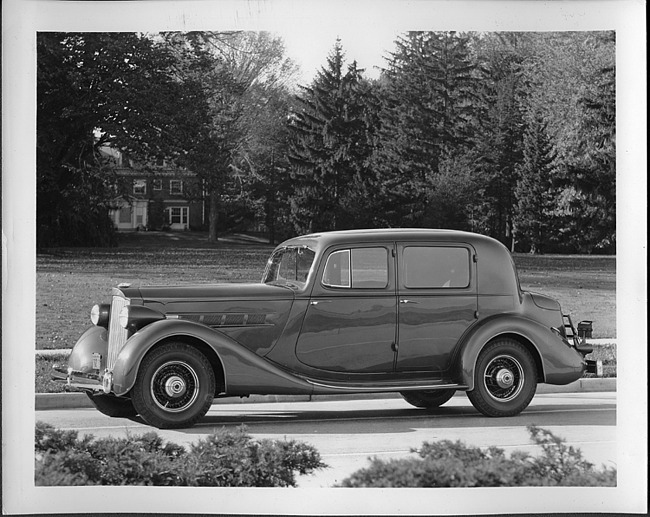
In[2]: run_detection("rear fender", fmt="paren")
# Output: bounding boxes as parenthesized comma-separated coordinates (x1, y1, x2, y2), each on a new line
(458, 315, 585, 390)
(111, 319, 314, 396)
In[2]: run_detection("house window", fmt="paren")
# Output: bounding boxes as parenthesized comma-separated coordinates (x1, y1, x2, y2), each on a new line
(135, 206, 146, 226)
(119, 206, 132, 223)
(153, 179, 162, 191)
(133, 179, 147, 195)
(170, 180, 183, 195)
(168, 206, 189, 225)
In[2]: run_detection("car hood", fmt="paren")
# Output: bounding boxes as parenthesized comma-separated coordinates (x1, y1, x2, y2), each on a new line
(118, 283, 295, 303)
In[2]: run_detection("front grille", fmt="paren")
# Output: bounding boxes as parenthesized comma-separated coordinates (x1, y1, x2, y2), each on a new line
(107, 295, 130, 369)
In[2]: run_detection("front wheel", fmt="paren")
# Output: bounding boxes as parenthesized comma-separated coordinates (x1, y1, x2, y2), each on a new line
(400, 389, 456, 409)
(131, 342, 216, 429)
(466, 339, 537, 417)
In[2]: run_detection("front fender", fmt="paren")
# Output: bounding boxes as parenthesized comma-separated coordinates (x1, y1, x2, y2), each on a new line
(67, 326, 108, 373)
(458, 315, 586, 390)
(111, 319, 314, 397)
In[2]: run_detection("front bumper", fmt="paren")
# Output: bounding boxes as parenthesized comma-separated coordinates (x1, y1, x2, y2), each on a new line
(52, 364, 113, 393)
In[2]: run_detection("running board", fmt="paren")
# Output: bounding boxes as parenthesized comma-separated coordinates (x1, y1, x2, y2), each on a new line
(307, 380, 468, 395)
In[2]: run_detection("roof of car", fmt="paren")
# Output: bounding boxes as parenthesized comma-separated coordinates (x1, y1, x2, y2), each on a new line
(279, 228, 504, 252)
(278, 228, 518, 294)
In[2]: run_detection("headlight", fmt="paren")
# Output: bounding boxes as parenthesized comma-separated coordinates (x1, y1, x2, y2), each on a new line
(119, 305, 165, 330)
(119, 306, 130, 329)
(90, 304, 110, 327)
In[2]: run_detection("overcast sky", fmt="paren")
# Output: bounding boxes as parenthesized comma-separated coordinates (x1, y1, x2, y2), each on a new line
(275, 24, 400, 82)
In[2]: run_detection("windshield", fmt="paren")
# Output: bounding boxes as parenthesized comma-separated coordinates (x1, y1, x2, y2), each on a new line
(262, 246, 316, 289)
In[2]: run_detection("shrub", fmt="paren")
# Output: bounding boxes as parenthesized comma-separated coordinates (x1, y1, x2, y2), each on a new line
(35, 422, 326, 486)
(338, 425, 616, 487)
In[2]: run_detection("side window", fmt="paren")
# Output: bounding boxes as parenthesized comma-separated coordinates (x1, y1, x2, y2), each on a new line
(403, 246, 470, 288)
(352, 247, 389, 288)
(322, 248, 388, 289)
(322, 250, 351, 287)
(278, 248, 314, 284)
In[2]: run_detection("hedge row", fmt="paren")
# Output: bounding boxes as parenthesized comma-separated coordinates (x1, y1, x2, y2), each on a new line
(36, 423, 615, 487)
(35, 422, 326, 486)
(338, 426, 616, 487)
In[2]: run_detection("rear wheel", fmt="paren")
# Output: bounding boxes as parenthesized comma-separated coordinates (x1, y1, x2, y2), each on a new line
(400, 389, 456, 409)
(131, 342, 216, 429)
(466, 339, 537, 417)
(86, 392, 137, 418)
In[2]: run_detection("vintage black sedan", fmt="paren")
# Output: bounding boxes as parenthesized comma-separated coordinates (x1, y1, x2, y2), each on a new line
(53, 229, 599, 429)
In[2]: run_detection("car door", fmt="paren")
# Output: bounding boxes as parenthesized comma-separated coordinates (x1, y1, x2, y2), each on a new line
(295, 244, 397, 373)
(395, 243, 478, 376)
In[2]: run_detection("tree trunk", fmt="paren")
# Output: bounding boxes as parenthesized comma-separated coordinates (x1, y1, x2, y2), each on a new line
(266, 201, 276, 245)
(208, 190, 219, 242)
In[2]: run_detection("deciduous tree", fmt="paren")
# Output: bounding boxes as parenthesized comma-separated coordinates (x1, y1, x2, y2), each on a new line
(521, 32, 616, 252)
(37, 32, 207, 246)
(164, 31, 298, 241)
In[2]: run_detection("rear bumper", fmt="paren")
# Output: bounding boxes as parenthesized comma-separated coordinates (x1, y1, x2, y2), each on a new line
(562, 316, 603, 376)
(585, 359, 603, 376)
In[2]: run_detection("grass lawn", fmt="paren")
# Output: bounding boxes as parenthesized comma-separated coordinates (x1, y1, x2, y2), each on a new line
(514, 254, 616, 339)
(35, 231, 616, 393)
(36, 232, 273, 350)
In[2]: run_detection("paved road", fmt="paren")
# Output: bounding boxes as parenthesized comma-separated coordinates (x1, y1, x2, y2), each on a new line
(36, 391, 616, 488)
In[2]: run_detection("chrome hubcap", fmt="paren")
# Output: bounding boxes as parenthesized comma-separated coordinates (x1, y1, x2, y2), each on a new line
(495, 368, 514, 389)
(484, 355, 524, 402)
(151, 361, 199, 413)
(164, 375, 187, 397)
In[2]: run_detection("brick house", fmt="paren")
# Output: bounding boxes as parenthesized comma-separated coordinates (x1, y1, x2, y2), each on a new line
(103, 148, 205, 231)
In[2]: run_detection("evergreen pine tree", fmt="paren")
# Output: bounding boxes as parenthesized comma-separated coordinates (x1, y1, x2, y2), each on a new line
(514, 112, 558, 253)
(288, 40, 377, 232)
(470, 32, 529, 248)
(372, 31, 478, 227)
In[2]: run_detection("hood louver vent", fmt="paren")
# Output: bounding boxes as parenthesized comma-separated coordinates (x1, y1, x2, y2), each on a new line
(246, 313, 267, 325)
(201, 314, 223, 326)
(224, 314, 246, 326)
(178, 313, 268, 327)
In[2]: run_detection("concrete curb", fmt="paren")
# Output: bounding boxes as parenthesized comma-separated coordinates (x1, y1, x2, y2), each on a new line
(36, 378, 616, 411)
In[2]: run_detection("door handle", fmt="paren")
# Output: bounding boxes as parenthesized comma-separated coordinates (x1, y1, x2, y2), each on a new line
(400, 299, 418, 304)
(310, 300, 331, 306)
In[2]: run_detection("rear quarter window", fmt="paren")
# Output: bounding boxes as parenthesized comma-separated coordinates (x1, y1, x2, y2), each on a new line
(402, 246, 470, 288)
